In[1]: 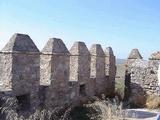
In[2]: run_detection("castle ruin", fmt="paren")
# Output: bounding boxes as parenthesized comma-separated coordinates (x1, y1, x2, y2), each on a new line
(0, 33, 116, 110)
(1, 33, 159, 110)
(126, 49, 160, 107)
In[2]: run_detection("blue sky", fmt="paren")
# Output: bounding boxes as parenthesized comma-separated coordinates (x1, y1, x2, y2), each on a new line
(0, 0, 160, 59)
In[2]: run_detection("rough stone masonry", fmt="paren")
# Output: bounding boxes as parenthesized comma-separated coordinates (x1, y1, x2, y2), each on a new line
(90, 44, 106, 95)
(0, 33, 116, 110)
(0, 33, 40, 110)
(126, 49, 160, 107)
(40, 38, 70, 108)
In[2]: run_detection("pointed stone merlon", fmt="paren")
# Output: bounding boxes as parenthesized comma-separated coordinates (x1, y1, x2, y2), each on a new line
(69, 42, 90, 82)
(126, 48, 143, 68)
(40, 38, 70, 107)
(90, 44, 105, 57)
(2, 33, 39, 53)
(40, 38, 69, 85)
(90, 44, 105, 95)
(0, 33, 40, 109)
(105, 47, 116, 95)
(41, 38, 69, 54)
(128, 49, 143, 59)
(69, 41, 90, 56)
(149, 51, 160, 60)
(69, 41, 91, 98)
(105, 47, 116, 75)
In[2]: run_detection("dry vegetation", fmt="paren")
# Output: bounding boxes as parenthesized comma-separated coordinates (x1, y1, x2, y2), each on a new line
(0, 95, 128, 120)
(146, 94, 160, 109)
(84, 97, 127, 120)
(115, 79, 125, 100)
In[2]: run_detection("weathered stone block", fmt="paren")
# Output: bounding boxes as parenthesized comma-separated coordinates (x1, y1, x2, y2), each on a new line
(69, 42, 91, 99)
(0, 33, 40, 110)
(90, 44, 105, 95)
(105, 47, 116, 96)
(40, 38, 70, 108)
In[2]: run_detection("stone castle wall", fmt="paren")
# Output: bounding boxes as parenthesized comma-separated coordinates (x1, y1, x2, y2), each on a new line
(0, 33, 116, 109)
(126, 49, 160, 107)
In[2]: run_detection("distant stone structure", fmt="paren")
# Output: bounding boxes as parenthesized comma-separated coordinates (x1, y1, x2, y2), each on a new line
(0, 33, 116, 110)
(126, 49, 160, 107)
(126, 48, 143, 69)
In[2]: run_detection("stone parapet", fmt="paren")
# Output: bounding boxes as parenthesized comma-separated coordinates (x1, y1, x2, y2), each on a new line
(0, 33, 116, 109)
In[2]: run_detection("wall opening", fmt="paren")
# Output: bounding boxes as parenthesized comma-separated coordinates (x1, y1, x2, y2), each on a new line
(16, 94, 30, 111)
(150, 70, 155, 74)
(39, 86, 48, 108)
(124, 70, 131, 101)
(79, 84, 86, 96)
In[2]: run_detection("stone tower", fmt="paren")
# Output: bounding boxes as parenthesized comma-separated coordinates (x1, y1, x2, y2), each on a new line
(40, 38, 70, 108)
(69, 42, 91, 100)
(105, 47, 116, 96)
(90, 44, 105, 95)
(0, 33, 40, 110)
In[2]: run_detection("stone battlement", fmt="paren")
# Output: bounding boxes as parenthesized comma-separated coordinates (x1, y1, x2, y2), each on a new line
(0, 33, 116, 110)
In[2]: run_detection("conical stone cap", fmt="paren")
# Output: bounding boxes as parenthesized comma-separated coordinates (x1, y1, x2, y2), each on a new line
(105, 47, 114, 56)
(149, 51, 160, 60)
(42, 38, 69, 54)
(70, 41, 90, 55)
(90, 44, 105, 56)
(128, 49, 143, 59)
(2, 33, 39, 52)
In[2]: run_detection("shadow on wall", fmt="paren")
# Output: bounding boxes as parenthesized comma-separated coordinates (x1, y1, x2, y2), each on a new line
(129, 83, 147, 108)
(12, 54, 40, 111)
(123, 71, 147, 108)
(105, 76, 115, 98)
(0, 34, 41, 112)
(124, 71, 131, 101)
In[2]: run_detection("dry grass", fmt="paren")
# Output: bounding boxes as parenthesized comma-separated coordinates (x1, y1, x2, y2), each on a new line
(0, 96, 71, 120)
(146, 94, 160, 109)
(85, 98, 127, 120)
(0, 95, 128, 120)
(69, 96, 128, 120)
(115, 79, 125, 100)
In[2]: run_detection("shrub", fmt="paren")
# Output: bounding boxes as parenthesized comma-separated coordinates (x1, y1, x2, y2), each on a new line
(0, 95, 128, 120)
(69, 97, 127, 120)
(115, 79, 125, 100)
(146, 94, 160, 109)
